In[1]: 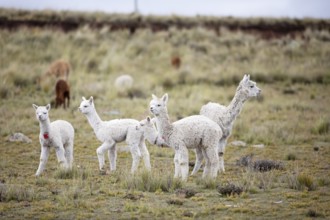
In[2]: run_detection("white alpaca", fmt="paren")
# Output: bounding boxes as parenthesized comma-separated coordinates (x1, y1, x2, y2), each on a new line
(137, 116, 166, 147)
(114, 74, 133, 92)
(33, 104, 74, 176)
(192, 74, 261, 175)
(149, 94, 222, 181)
(78, 96, 151, 174)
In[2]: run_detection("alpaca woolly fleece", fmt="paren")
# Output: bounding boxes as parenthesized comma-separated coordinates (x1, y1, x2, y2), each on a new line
(194, 74, 261, 174)
(33, 104, 74, 176)
(79, 96, 150, 173)
(138, 116, 166, 147)
(150, 94, 222, 181)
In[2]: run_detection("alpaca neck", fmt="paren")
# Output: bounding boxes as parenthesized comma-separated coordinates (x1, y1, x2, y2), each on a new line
(155, 110, 174, 142)
(39, 118, 51, 134)
(224, 88, 247, 126)
(85, 108, 103, 132)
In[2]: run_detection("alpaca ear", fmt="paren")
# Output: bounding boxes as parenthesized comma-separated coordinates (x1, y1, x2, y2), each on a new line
(82, 97, 86, 101)
(147, 116, 151, 122)
(89, 96, 94, 104)
(32, 104, 38, 110)
(241, 74, 249, 84)
(46, 104, 51, 111)
(162, 93, 168, 104)
(152, 94, 158, 100)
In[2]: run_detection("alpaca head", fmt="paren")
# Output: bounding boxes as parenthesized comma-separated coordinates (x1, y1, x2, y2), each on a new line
(237, 74, 261, 99)
(78, 96, 95, 115)
(149, 93, 168, 116)
(138, 116, 158, 143)
(32, 104, 50, 122)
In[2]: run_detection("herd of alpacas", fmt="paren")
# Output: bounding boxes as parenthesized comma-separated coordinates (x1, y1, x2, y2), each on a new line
(34, 69, 261, 181)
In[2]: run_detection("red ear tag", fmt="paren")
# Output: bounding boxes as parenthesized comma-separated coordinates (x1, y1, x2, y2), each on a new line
(43, 133, 49, 139)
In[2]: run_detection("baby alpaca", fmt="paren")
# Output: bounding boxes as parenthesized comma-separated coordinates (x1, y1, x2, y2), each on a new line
(150, 94, 222, 181)
(33, 104, 74, 176)
(193, 74, 261, 174)
(79, 96, 151, 174)
(45, 60, 71, 81)
(55, 79, 70, 109)
(138, 117, 166, 147)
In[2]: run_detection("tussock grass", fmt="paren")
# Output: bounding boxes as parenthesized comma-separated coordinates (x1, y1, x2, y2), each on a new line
(285, 171, 317, 191)
(0, 184, 35, 202)
(121, 169, 183, 192)
(195, 177, 217, 189)
(54, 167, 91, 180)
(311, 117, 330, 135)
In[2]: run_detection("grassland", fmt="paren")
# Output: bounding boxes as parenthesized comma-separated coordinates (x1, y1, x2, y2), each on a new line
(0, 9, 330, 219)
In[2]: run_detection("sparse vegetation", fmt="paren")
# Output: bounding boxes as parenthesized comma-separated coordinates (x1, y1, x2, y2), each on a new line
(217, 183, 243, 196)
(0, 8, 329, 219)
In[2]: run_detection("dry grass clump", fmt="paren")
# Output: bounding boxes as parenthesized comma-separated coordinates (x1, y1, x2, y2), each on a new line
(306, 209, 324, 218)
(311, 118, 330, 135)
(166, 198, 184, 206)
(195, 177, 217, 189)
(54, 167, 91, 180)
(122, 169, 183, 193)
(286, 172, 317, 191)
(0, 184, 35, 202)
(175, 188, 197, 198)
(236, 155, 284, 172)
(285, 153, 297, 161)
(123, 192, 144, 201)
(217, 183, 243, 196)
(252, 159, 284, 172)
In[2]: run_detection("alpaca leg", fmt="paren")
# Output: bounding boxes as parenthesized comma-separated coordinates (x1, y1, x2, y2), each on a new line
(139, 139, 151, 171)
(64, 141, 74, 170)
(173, 152, 181, 178)
(55, 145, 68, 169)
(201, 149, 210, 178)
(218, 138, 227, 173)
(129, 144, 142, 173)
(36, 146, 50, 176)
(204, 146, 219, 178)
(107, 144, 117, 171)
(191, 148, 203, 176)
(96, 141, 113, 172)
(179, 147, 189, 181)
(218, 153, 225, 173)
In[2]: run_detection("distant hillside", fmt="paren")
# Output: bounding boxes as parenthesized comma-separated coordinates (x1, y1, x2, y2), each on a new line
(1, 8, 330, 39)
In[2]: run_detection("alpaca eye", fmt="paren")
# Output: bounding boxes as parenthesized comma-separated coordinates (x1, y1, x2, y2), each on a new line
(250, 85, 254, 88)
(84, 105, 88, 108)
(157, 104, 161, 107)
(43, 112, 47, 114)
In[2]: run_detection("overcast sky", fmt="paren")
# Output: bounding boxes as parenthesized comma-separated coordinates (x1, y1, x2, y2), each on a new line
(0, 0, 329, 18)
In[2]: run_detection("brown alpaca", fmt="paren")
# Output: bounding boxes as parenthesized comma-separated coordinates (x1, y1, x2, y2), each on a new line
(55, 79, 70, 109)
(38, 60, 71, 92)
(46, 60, 71, 81)
(171, 56, 181, 69)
